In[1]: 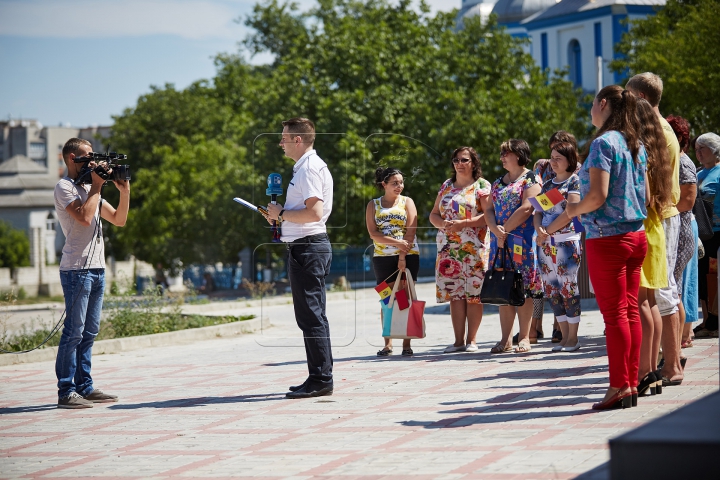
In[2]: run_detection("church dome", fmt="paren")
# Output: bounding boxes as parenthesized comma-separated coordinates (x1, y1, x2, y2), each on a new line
(456, 0, 499, 28)
(491, 0, 559, 24)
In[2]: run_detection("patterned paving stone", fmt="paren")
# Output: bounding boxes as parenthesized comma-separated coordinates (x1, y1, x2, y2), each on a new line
(1, 282, 717, 478)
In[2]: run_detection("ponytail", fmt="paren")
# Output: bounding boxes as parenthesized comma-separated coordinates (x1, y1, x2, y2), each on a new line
(582, 85, 642, 163)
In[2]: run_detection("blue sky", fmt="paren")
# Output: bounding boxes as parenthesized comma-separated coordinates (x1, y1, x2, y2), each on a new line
(0, 0, 455, 128)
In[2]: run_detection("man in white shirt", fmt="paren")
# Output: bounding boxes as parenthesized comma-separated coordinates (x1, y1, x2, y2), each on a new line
(267, 117, 334, 399)
(54, 138, 130, 408)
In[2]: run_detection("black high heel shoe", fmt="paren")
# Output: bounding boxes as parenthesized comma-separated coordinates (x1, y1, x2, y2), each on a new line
(654, 369, 663, 395)
(637, 372, 657, 397)
(592, 390, 633, 410)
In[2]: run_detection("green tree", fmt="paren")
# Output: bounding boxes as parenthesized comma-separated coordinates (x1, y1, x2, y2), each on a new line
(0, 221, 30, 268)
(612, 0, 720, 134)
(112, 136, 258, 269)
(108, 0, 587, 266)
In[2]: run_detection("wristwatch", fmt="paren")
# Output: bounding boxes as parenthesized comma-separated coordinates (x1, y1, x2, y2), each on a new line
(278, 209, 285, 222)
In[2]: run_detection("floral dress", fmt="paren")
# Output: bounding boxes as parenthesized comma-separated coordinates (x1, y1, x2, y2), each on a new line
(536, 175, 583, 320)
(490, 171, 543, 298)
(435, 178, 492, 304)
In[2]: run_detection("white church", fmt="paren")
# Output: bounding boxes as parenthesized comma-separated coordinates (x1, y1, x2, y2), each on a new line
(457, 0, 666, 93)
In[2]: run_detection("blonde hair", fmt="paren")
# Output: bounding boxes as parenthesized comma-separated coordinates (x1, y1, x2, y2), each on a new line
(626, 72, 664, 107)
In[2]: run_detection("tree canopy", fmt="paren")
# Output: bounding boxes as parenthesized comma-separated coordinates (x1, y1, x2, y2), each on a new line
(612, 0, 720, 134)
(0, 221, 30, 269)
(108, 0, 587, 268)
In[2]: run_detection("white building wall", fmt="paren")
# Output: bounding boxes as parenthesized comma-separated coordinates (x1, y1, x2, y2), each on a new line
(524, 10, 655, 93)
(527, 15, 615, 93)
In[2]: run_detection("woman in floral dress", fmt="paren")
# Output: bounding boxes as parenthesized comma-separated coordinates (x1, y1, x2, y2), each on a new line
(533, 142, 583, 352)
(485, 139, 543, 354)
(430, 146, 492, 353)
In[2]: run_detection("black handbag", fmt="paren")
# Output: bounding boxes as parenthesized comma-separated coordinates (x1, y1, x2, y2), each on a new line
(693, 194, 714, 241)
(480, 243, 525, 306)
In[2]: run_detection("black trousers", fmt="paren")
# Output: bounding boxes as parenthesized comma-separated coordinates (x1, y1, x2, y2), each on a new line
(287, 234, 333, 386)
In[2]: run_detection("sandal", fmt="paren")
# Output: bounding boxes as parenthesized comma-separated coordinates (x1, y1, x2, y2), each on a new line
(513, 331, 541, 345)
(681, 339, 693, 348)
(401, 348, 413, 356)
(376, 348, 393, 356)
(490, 342, 512, 354)
(515, 340, 532, 353)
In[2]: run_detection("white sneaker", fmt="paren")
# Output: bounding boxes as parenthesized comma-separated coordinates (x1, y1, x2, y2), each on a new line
(552, 345, 563, 352)
(444, 344, 466, 353)
(465, 343, 478, 352)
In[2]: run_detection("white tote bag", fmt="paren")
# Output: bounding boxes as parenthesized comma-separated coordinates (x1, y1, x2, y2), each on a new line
(380, 272, 426, 339)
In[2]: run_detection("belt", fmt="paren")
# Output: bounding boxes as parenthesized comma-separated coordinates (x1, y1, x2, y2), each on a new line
(288, 233, 329, 246)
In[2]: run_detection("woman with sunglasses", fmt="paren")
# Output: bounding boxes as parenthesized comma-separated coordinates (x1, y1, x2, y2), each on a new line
(430, 147, 492, 353)
(484, 139, 543, 354)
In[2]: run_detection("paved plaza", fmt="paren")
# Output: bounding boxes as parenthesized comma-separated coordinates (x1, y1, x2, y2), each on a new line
(1, 282, 718, 479)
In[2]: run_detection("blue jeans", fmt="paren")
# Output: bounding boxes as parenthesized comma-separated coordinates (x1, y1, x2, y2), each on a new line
(55, 269, 105, 398)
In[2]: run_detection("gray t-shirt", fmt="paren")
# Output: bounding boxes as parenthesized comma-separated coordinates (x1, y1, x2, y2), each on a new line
(54, 177, 105, 270)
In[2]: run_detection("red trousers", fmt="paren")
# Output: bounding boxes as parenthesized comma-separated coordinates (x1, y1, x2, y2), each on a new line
(586, 231, 647, 389)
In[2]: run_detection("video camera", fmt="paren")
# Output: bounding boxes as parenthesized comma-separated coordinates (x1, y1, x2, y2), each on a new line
(73, 151, 131, 186)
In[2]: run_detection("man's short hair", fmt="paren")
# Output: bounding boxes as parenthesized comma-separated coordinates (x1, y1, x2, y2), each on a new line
(282, 117, 316, 145)
(62, 138, 92, 163)
(626, 72, 664, 107)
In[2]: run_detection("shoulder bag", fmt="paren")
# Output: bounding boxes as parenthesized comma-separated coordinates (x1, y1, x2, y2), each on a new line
(479, 243, 525, 306)
(693, 182, 715, 241)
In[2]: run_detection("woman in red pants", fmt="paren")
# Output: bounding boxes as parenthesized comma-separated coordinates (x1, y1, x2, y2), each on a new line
(566, 85, 648, 410)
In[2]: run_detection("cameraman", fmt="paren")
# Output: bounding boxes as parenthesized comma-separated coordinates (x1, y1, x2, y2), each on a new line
(53, 138, 130, 409)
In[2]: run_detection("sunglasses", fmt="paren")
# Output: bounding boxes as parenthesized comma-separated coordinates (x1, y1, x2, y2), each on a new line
(452, 157, 471, 164)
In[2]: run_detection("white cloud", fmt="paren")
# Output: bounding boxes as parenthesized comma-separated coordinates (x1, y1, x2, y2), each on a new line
(0, 0, 250, 39)
(0, 0, 459, 40)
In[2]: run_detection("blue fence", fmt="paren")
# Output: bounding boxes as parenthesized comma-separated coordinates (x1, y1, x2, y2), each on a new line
(179, 243, 438, 289)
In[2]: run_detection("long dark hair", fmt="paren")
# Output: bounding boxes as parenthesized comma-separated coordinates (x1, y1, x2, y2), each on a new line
(374, 166, 403, 189)
(582, 85, 641, 162)
(636, 98, 672, 212)
(451, 146, 482, 182)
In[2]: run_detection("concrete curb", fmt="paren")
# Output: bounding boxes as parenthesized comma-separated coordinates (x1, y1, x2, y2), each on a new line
(0, 317, 270, 367)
